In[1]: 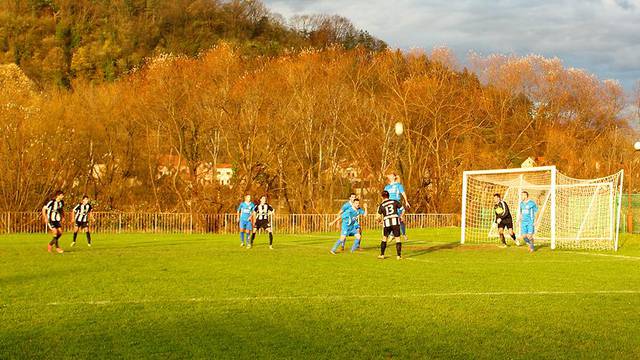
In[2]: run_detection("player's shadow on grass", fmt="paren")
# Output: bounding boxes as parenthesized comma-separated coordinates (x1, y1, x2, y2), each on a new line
(405, 242, 460, 258)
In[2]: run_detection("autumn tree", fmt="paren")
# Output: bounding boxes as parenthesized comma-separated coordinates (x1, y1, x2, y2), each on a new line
(0, 43, 632, 214)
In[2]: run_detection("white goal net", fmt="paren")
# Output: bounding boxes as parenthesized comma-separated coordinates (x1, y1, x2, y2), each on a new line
(461, 166, 624, 251)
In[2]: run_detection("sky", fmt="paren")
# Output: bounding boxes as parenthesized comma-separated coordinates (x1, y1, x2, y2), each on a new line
(264, 0, 640, 94)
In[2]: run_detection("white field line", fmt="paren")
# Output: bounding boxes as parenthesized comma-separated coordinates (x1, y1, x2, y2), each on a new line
(33, 290, 640, 306)
(568, 252, 640, 261)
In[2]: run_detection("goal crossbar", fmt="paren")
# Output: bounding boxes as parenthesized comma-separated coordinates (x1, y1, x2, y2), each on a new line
(463, 166, 556, 176)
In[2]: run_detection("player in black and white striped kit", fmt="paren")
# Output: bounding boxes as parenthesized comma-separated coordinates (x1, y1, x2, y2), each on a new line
(250, 195, 275, 249)
(42, 190, 65, 253)
(71, 195, 93, 247)
(376, 190, 403, 260)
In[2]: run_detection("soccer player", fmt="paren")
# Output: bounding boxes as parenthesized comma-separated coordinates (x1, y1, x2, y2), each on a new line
(71, 195, 93, 247)
(377, 190, 403, 260)
(398, 205, 409, 243)
(493, 193, 519, 247)
(340, 193, 357, 214)
(519, 191, 538, 253)
(336, 193, 357, 251)
(42, 190, 65, 253)
(384, 173, 410, 208)
(350, 200, 367, 252)
(237, 195, 255, 247)
(329, 198, 367, 254)
(251, 195, 275, 249)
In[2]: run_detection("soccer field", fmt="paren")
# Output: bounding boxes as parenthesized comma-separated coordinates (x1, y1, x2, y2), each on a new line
(1, 229, 639, 359)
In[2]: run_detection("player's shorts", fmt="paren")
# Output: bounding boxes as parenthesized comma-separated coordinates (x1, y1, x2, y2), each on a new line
(400, 221, 406, 236)
(341, 223, 358, 237)
(521, 222, 535, 235)
(75, 221, 89, 228)
(239, 219, 253, 231)
(383, 225, 401, 238)
(497, 217, 513, 229)
(255, 219, 271, 230)
(47, 221, 62, 230)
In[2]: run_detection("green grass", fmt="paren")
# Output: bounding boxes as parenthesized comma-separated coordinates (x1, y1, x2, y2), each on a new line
(1, 228, 640, 359)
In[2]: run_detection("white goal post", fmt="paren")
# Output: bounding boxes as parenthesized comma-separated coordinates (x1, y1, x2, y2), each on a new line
(460, 166, 624, 251)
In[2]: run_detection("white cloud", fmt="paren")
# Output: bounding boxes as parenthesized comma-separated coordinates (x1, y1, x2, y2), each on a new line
(264, 0, 640, 91)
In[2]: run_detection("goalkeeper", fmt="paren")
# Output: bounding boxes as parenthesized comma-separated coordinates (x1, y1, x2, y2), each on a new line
(493, 193, 519, 247)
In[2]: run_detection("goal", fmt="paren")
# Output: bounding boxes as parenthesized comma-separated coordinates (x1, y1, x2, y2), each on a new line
(461, 166, 624, 251)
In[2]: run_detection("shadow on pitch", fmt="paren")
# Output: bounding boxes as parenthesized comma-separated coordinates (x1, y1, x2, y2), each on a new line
(404, 242, 461, 258)
(352, 241, 461, 258)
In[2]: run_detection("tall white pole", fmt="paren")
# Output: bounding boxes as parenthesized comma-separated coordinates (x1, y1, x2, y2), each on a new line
(550, 167, 557, 250)
(609, 182, 614, 242)
(615, 170, 624, 251)
(460, 172, 468, 244)
(517, 174, 524, 239)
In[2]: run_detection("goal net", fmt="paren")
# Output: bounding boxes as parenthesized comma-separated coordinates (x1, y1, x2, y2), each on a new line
(461, 166, 624, 251)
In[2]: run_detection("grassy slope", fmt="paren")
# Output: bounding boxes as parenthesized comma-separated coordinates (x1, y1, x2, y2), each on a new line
(1, 229, 639, 359)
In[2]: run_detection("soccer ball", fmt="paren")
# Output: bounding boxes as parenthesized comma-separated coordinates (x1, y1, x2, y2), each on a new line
(394, 122, 404, 136)
(495, 207, 504, 215)
(634, 141, 640, 151)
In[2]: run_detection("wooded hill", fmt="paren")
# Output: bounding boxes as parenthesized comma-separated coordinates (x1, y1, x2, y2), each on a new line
(0, 0, 386, 88)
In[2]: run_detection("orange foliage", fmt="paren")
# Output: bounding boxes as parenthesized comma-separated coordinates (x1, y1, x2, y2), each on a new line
(0, 45, 634, 213)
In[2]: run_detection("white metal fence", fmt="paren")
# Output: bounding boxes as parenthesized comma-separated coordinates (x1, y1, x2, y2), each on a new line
(0, 212, 459, 234)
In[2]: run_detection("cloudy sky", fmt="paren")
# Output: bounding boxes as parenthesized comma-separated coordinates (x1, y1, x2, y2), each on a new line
(264, 0, 640, 93)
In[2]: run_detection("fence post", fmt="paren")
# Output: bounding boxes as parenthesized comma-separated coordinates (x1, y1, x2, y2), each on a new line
(190, 213, 193, 234)
(154, 213, 158, 233)
(118, 213, 122, 234)
(7, 212, 10, 234)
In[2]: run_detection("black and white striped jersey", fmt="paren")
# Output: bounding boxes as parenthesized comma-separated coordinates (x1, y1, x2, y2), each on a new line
(253, 203, 274, 221)
(43, 200, 64, 222)
(378, 199, 401, 227)
(73, 203, 93, 222)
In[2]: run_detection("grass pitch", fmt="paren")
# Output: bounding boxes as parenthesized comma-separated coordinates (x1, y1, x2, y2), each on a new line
(1, 228, 639, 359)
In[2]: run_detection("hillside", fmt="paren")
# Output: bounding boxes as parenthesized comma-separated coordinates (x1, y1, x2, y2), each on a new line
(0, 0, 386, 88)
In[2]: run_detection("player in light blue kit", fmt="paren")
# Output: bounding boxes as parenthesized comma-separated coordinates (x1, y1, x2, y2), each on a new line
(336, 193, 357, 251)
(329, 198, 367, 254)
(349, 200, 368, 252)
(340, 193, 357, 214)
(384, 174, 410, 208)
(519, 191, 538, 253)
(237, 195, 255, 247)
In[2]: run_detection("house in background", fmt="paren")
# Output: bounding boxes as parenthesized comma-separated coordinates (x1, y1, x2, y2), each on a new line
(157, 155, 189, 178)
(339, 163, 377, 197)
(157, 155, 233, 186)
(521, 156, 546, 168)
(215, 164, 233, 186)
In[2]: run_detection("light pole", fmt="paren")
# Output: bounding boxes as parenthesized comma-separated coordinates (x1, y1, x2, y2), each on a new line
(628, 141, 640, 233)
